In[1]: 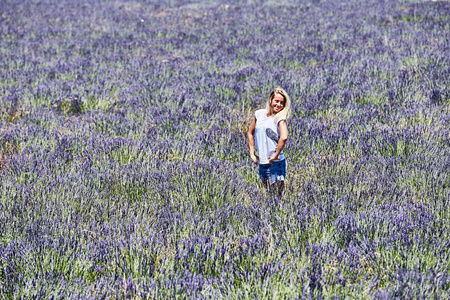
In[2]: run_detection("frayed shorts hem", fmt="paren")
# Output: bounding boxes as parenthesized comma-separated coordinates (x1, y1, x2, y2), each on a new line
(258, 159, 286, 184)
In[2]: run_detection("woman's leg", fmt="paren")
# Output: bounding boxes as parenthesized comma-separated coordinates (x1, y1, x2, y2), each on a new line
(278, 159, 286, 197)
(259, 162, 285, 197)
(277, 180, 285, 197)
(259, 164, 270, 190)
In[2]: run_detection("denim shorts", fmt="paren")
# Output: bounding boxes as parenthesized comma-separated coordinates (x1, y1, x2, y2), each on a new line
(258, 159, 286, 184)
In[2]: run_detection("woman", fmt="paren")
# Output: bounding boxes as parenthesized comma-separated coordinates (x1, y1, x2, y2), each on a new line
(247, 87, 291, 196)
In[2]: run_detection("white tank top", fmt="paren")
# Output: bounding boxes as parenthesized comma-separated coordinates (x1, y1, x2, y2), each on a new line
(254, 109, 286, 164)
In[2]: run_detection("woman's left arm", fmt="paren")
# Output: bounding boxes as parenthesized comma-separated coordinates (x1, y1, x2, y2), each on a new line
(268, 120, 288, 164)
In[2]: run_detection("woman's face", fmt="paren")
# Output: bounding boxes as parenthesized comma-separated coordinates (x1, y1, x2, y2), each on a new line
(270, 93, 285, 114)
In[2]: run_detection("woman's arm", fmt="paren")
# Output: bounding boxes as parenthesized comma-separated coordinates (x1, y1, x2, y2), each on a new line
(268, 119, 288, 164)
(247, 117, 259, 165)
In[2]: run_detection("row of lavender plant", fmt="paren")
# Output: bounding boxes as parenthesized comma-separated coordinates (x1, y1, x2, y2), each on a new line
(1, 0, 449, 298)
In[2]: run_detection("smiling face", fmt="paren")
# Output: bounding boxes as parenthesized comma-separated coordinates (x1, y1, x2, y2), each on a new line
(270, 93, 285, 115)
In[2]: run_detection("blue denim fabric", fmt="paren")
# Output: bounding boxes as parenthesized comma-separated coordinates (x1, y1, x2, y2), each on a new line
(258, 159, 286, 184)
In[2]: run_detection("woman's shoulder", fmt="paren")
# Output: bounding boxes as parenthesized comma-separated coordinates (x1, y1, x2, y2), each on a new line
(255, 109, 266, 118)
(276, 115, 287, 123)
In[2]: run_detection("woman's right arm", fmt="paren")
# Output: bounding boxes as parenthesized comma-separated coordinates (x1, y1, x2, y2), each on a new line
(247, 117, 259, 165)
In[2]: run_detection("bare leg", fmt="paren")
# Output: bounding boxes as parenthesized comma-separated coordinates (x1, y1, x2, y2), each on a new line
(268, 181, 282, 197)
(278, 181, 285, 198)
(262, 179, 269, 189)
(261, 179, 284, 198)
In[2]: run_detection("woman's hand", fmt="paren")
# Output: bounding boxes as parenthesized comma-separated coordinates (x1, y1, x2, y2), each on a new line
(268, 154, 279, 165)
(250, 154, 259, 165)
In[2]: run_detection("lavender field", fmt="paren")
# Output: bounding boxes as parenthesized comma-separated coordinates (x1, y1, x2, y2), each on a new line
(1, 0, 450, 298)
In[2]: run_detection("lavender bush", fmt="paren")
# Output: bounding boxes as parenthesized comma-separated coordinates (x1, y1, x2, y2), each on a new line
(1, 0, 449, 298)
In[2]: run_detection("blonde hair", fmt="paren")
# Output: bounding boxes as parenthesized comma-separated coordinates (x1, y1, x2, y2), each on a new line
(265, 87, 291, 122)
